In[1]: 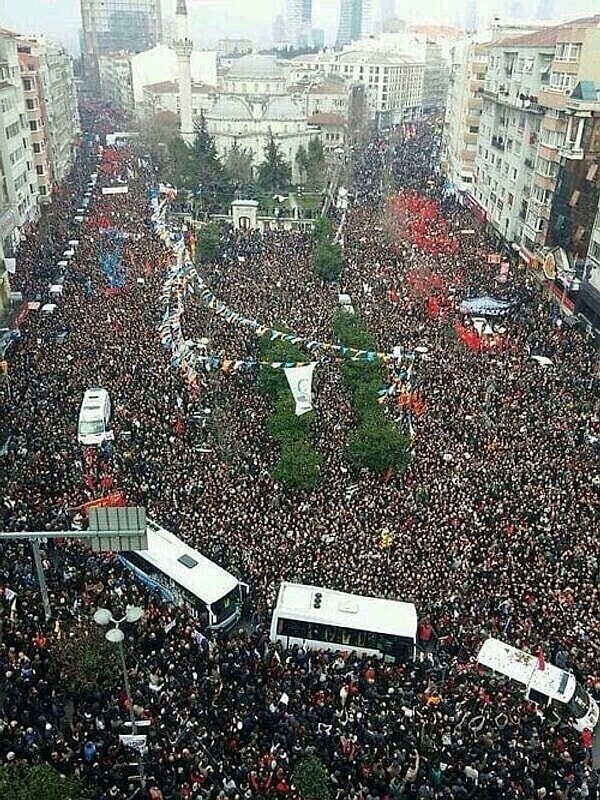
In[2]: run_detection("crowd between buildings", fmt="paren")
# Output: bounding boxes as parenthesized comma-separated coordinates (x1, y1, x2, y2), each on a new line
(0, 103, 599, 800)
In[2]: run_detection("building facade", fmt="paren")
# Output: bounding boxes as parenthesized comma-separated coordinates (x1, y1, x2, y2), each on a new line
(17, 36, 80, 201)
(442, 39, 488, 196)
(472, 28, 557, 244)
(81, 0, 163, 88)
(422, 40, 450, 110)
(0, 27, 38, 252)
(216, 39, 253, 58)
(98, 44, 216, 113)
(291, 48, 424, 124)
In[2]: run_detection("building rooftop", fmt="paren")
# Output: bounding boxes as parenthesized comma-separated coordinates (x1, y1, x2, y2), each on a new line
(144, 80, 218, 95)
(263, 95, 304, 120)
(288, 78, 347, 95)
(308, 112, 346, 127)
(227, 53, 284, 79)
(207, 94, 253, 120)
(497, 14, 600, 47)
(337, 49, 420, 66)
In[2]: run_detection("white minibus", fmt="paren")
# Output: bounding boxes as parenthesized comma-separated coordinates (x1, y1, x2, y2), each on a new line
(477, 637, 599, 732)
(270, 582, 417, 662)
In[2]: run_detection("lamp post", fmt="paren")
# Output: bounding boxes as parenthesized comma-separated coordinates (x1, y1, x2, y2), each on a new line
(93, 605, 143, 735)
(94, 606, 145, 787)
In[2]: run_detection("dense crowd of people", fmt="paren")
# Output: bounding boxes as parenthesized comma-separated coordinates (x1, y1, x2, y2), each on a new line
(0, 103, 599, 800)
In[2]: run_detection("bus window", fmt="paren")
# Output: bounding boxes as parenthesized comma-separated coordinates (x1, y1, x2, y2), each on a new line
(280, 618, 308, 639)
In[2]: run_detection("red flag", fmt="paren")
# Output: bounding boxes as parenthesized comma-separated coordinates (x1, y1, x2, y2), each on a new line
(536, 647, 546, 671)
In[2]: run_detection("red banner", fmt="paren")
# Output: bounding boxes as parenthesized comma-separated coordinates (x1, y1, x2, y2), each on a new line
(80, 491, 126, 517)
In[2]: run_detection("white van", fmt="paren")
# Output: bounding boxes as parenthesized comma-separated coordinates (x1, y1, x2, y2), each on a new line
(477, 637, 599, 733)
(78, 388, 111, 446)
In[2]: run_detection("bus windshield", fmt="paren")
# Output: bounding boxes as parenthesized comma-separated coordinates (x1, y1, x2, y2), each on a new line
(212, 586, 240, 623)
(567, 683, 591, 720)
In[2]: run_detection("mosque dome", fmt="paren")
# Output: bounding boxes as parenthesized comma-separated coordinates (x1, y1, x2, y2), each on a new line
(227, 54, 284, 80)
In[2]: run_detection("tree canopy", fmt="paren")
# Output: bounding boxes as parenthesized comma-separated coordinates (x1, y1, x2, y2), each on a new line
(257, 131, 292, 196)
(0, 764, 82, 800)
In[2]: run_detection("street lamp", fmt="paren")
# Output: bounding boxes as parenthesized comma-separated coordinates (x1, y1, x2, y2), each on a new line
(93, 606, 143, 735)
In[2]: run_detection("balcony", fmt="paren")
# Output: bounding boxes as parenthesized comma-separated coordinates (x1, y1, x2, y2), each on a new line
(558, 143, 584, 160)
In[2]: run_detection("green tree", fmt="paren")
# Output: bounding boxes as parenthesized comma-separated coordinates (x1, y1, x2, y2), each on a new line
(346, 412, 410, 473)
(306, 136, 326, 190)
(272, 439, 322, 490)
(292, 757, 330, 800)
(258, 131, 292, 195)
(167, 134, 194, 190)
(225, 141, 254, 195)
(266, 392, 311, 443)
(311, 216, 332, 243)
(295, 143, 310, 183)
(0, 763, 82, 800)
(312, 239, 343, 283)
(196, 222, 221, 262)
(54, 622, 118, 694)
(189, 113, 234, 213)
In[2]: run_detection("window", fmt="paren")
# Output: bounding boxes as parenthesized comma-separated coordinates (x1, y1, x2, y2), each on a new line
(5, 121, 20, 139)
(32, 142, 41, 153)
(23, 78, 32, 91)
(35, 165, 44, 176)
(29, 119, 38, 132)
(26, 99, 35, 110)
(550, 71, 575, 92)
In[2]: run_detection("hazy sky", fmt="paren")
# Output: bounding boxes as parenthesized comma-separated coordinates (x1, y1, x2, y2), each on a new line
(1, 0, 598, 54)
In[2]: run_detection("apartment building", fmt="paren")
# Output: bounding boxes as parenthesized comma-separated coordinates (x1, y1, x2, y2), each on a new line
(0, 27, 38, 252)
(442, 39, 488, 197)
(17, 35, 80, 202)
(472, 28, 556, 244)
(466, 15, 600, 268)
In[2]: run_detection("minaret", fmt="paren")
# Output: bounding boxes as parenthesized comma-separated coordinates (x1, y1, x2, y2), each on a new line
(175, 0, 194, 143)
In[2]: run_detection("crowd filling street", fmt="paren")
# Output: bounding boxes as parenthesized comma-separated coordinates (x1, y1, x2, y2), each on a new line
(0, 101, 599, 800)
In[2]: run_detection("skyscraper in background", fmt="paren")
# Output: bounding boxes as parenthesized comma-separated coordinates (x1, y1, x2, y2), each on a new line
(285, 0, 313, 49)
(380, 0, 397, 26)
(536, 0, 555, 20)
(465, 0, 477, 31)
(336, 0, 374, 48)
(80, 0, 162, 87)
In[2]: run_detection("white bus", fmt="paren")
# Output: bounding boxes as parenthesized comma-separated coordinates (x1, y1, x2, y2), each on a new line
(118, 519, 246, 630)
(477, 637, 599, 733)
(270, 582, 417, 662)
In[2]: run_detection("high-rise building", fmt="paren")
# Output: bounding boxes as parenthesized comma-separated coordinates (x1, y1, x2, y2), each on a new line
(285, 0, 313, 50)
(536, 0, 554, 21)
(459, 15, 600, 275)
(336, 0, 374, 48)
(465, 0, 478, 32)
(17, 35, 80, 201)
(381, 0, 396, 26)
(80, 0, 163, 88)
(0, 27, 38, 252)
(272, 15, 286, 48)
(441, 39, 488, 198)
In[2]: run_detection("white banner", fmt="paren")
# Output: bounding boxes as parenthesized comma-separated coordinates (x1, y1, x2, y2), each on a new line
(284, 363, 316, 416)
(102, 185, 129, 195)
(5, 258, 16, 274)
(119, 734, 147, 754)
